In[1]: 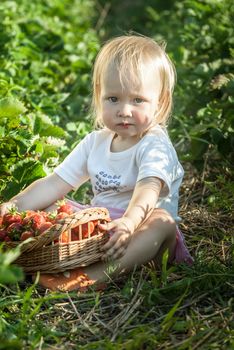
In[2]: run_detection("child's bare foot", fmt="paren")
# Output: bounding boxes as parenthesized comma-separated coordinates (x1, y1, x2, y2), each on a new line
(33, 268, 106, 292)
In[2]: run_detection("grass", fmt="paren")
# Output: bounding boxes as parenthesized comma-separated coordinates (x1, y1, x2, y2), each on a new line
(0, 164, 233, 350)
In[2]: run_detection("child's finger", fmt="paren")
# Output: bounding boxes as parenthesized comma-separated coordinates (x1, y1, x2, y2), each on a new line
(98, 222, 115, 232)
(98, 223, 108, 231)
(112, 246, 126, 260)
(102, 243, 126, 260)
(102, 248, 119, 260)
(102, 233, 128, 256)
(101, 233, 118, 251)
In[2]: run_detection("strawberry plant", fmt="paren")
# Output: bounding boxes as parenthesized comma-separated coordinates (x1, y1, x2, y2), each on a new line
(0, 0, 99, 202)
(0, 96, 66, 200)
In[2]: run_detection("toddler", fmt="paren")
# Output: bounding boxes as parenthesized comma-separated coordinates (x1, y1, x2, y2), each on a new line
(0, 35, 193, 291)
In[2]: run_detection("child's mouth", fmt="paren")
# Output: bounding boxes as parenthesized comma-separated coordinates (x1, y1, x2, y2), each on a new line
(118, 122, 131, 128)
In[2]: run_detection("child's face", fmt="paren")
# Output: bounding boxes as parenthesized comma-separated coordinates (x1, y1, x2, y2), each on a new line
(100, 64, 161, 141)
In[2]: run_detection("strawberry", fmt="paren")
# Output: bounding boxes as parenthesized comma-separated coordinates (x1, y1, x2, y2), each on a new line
(4, 236, 11, 242)
(57, 200, 73, 215)
(22, 210, 37, 218)
(6, 222, 23, 232)
(2, 212, 22, 226)
(60, 231, 70, 243)
(22, 212, 45, 231)
(92, 220, 99, 227)
(44, 211, 57, 223)
(40, 211, 49, 219)
(6, 222, 24, 240)
(84, 221, 95, 239)
(38, 221, 53, 234)
(71, 226, 81, 241)
(55, 212, 69, 221)
(71, 221, 95, 240)
(20, 231, 34, 241)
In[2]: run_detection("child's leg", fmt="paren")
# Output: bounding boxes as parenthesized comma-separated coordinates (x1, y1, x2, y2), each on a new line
(38, 209, 176, 291)
(86, 208, 176, 280)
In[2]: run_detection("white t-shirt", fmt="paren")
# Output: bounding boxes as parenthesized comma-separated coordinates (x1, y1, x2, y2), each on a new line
(54, 126, 184, 222)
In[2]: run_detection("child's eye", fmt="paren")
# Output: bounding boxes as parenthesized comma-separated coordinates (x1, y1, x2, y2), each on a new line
(134, 98, 144, 104)
(108, 97, 118, 103)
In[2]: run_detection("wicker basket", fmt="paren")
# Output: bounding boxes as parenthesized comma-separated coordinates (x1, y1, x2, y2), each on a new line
(5, 207, 110, 273)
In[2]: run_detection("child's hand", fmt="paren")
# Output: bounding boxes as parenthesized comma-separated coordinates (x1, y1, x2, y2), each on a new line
(99, 217, 135, 260)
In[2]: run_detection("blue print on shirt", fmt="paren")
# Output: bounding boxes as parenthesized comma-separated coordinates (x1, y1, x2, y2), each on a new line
(95, 171, 122, 193)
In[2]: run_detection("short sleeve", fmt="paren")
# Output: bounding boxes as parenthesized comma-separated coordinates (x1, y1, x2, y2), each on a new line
(54, 132, 94, 188)
(136, 134, 178, 197)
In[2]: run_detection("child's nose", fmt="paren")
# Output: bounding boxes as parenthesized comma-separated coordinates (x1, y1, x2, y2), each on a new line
(117, 103, 132, 117)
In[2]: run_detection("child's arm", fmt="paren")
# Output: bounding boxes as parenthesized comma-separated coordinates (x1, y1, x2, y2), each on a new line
(0, 173, 73, 214)
(123, 176, 163, 229)
(101, 177, 163, 260)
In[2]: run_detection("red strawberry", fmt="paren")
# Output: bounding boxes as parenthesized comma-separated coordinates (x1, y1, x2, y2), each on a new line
(57, 200, 73, 215)
(44, 212, 57, 223)
(4, 236, 11, 242)
(85, 222, 95, 239)
(90, 220, 101, 236)
(38, 222, 53, 234)
(7, 222, 23, 232)
(60, 231, 70, 243)
(71, 226, 81, 241)
(55, 212, 69, 221)
(71, 221, 95, 240)
(20, 231, 34, 241)
(22, 212, 45, 231)
(7, 222, 24, 240)
(22, 210, 37, 218)
(2, 212, 22, 226)
(40, 211, 49, 219)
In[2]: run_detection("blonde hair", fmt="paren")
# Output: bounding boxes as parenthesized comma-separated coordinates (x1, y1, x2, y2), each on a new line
(91, 34, 176, 127)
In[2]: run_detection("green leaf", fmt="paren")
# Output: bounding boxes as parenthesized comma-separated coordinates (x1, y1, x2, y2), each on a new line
(1, 159, 46, 199)
(1, 248, 21, 266)
(190, 136, 210, 160)
(11, 159, 46, 183)
(161, 286, 189, 332)
(0, 97, 26, 118)
(0, 126, 5, 137)
(0, 245, 24, 284)
(0, 265, 24, 284)
(33, 114, 66, 137)
(39, 124, 66, 138)
(0, 339, 22, 350)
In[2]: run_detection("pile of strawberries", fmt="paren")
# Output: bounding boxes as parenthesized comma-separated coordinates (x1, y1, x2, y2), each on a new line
(0, 201, 103, 243)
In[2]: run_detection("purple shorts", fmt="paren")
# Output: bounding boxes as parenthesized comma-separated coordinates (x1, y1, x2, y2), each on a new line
(67, 200, 193, 265)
